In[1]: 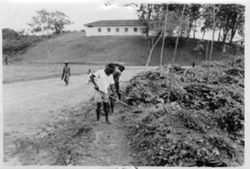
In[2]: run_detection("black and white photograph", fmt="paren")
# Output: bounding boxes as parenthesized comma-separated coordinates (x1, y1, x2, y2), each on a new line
(1, 0, 246, 167)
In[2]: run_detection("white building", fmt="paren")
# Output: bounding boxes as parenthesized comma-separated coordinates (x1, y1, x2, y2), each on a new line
(84, 20, 145, 37)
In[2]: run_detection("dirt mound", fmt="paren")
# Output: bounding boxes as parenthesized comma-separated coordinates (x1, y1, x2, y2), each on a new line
(122, 56, 244, 166)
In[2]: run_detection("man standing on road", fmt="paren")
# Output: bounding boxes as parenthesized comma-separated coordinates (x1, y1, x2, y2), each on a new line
(109, 63, 125, 114)
(90, 63, 117, 124)
(61, 61, 71, 86)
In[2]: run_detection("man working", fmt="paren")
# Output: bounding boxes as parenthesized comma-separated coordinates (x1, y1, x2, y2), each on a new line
(113, 63, 125, 99)
(109, 63, 125, 114)
(90, 63, 117, 124)
(61, 61, 71, 86)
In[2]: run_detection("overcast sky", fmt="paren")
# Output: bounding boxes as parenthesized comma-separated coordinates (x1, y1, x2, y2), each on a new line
(0, 0, 138, 31)
(0, 0, 245, 40)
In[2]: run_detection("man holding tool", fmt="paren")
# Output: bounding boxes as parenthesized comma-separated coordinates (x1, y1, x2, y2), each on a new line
(90, 63, 117, 124)
(113, 63, 125, 100)
(109, 62, 125, 114)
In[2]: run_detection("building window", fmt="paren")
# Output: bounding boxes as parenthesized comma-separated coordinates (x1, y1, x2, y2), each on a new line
(134, 27, 138, 32)
(98, 28, 101, 32)
(125, 28, 128, 32)
(107, 28, 111, 32)
(116, 28, 119, 32)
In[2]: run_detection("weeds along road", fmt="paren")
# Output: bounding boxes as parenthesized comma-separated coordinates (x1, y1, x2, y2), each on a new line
(3, 66, 155, 165)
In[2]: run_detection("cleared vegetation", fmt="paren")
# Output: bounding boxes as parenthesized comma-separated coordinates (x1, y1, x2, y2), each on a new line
(120, 56, 244, 166)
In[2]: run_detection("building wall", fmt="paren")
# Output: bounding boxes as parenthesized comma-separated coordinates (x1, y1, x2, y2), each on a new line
(85, 26, 145, 36)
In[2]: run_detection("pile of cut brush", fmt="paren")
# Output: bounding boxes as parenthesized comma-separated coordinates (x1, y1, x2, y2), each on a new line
(121, 56, 244, 167)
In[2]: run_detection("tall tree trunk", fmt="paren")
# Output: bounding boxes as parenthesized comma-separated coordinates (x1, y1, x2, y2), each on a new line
(222, 30, 229, 53)
(193, 19, 197, 39)
(173, 4, 186, 64)
(222, 43, 226, 53)
(186, 19, 192, 39)
(209, 5, 216, 63)
(167, 4, 185, 104)
(160, 35, 165, 69)
(146, 32, 163, 67)
(205, 41, 210, 61)
(229, 24, 239, 44)
(160, 5, 168, 69)
(218, 27, 221, 41)
(202, 30, 206, 40)
(207, 5, 216, 83)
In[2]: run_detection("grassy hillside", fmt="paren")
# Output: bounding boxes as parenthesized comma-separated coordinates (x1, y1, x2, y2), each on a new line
(15, 32, 243, 66)
(2, 28, 46, 62)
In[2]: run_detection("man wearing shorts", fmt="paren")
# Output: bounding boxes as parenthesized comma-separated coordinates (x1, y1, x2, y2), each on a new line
(90, 63, 116, 124)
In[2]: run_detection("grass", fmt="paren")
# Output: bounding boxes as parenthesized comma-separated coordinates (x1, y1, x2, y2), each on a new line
(11, 32, 242, 66)
(3, 32, 243, 83)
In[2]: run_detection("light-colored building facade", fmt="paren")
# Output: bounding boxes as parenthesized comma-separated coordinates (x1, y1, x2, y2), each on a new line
(84, 20, 145, 37)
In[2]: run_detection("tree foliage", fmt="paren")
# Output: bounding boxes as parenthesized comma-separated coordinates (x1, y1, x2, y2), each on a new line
(186, 4, 202, 38)
(2, 28, 44, 56)
(202, 4, 245, 45)
(137, 4, 189, 37)
(28, 9, 72, 35)
(138, 4, 189, 66)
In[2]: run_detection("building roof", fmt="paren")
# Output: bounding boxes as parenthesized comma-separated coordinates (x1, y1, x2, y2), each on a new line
(84, 20, 144, 27)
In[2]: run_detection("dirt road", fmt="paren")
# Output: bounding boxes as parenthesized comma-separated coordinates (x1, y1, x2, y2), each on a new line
(3, 67, 152, 165)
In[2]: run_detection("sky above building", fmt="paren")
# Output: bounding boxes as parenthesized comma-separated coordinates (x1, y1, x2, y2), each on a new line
(1, 0, 138, 31)
(0, 0, 245, 40)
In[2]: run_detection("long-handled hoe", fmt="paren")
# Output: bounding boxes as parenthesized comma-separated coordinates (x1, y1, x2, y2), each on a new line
(97, 89, 142, 114)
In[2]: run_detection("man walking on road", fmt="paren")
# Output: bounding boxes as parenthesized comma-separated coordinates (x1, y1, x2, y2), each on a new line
(61, 61, 71, 86)
(90, 63, 117, 124)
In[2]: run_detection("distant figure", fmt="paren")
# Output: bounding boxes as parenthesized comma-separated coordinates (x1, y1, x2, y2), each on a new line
(61, 61, 71, 86)
(192, 62, 195, 68)
(88, 69, 91, 74)
(4, 55, 8, 65)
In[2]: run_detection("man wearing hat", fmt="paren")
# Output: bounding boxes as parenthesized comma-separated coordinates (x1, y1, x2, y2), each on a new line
(90, 63, 117, 124)
(61, 61, 71, 86)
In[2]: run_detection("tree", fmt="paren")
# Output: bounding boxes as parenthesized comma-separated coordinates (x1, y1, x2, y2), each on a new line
(186, 4, 202, 39)
(209, 5, 216, 63)
(173, 4, 186, 64)
(238, 22, 244, 38)
(140, 4, 189, 66)
(28, 9, 72, 35)
(202, 4, 245, 52)
(160, 4, 168, 69)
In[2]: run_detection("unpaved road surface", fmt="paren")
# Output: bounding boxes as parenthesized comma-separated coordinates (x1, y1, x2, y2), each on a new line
(3, 67, 153, 165)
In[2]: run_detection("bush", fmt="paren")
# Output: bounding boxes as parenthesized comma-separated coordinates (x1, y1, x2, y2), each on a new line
(2, 28, 45, 56)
